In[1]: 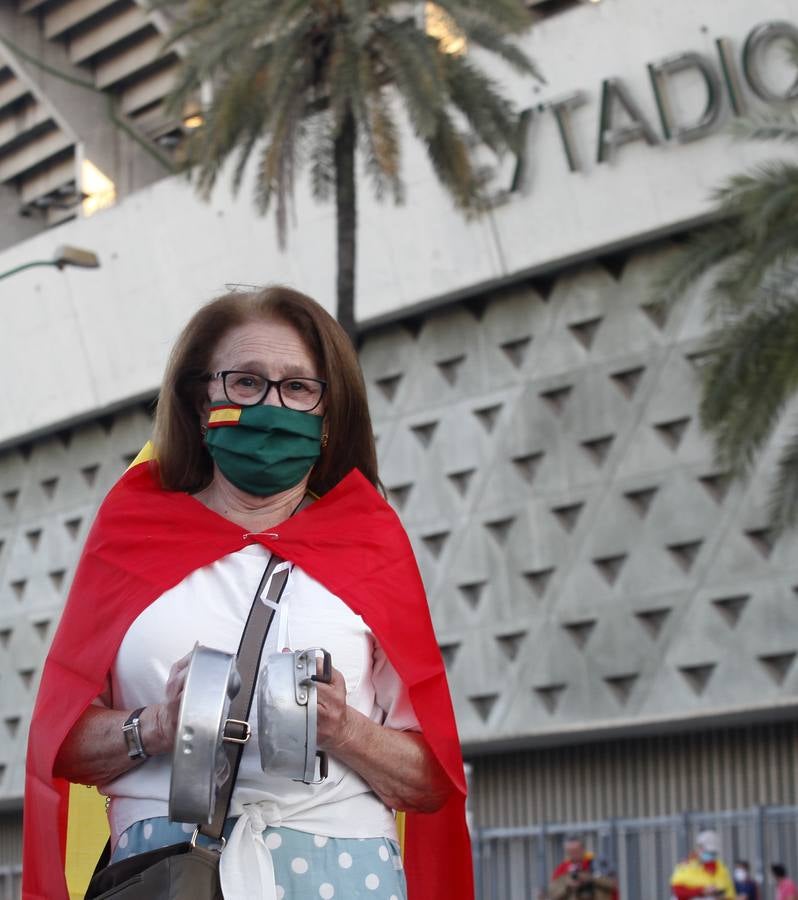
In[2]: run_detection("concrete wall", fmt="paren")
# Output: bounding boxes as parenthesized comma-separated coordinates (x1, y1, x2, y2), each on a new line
(363, 243, 798, 751)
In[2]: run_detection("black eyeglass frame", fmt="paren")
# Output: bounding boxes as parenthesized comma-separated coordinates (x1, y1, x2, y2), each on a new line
(209, 370, 327, 412)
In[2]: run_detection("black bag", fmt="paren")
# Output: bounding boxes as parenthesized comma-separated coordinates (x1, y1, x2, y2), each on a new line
(84, 841, 222, 900)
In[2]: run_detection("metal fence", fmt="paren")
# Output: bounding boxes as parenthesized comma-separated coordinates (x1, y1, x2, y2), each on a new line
(473, 805, 798, 900)
(0, 866, 21, 900)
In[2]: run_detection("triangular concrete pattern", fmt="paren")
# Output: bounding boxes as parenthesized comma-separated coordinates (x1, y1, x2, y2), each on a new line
(495, 630, 528, 661)
(604, 673, 639, 705)
(758, 652, 796, 686)
(499, 336, 533, 370)
(567, 316, 603, 350)
(635, 607, 672, 640)
(386, 482, 413, 512)
(610, 366, 646, 399)
(711, 594, 750, 627)
(435, 354, 467, 388)
(534, 266, 627, 372)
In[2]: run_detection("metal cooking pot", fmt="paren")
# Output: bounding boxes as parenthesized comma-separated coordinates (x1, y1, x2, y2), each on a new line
(168, 644, 242, 824)
(168, 644, 332, 824)
(258, 647, 331, 784)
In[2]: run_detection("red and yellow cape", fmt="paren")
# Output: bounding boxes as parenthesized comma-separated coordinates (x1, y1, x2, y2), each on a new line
(23, 456, 473, 900)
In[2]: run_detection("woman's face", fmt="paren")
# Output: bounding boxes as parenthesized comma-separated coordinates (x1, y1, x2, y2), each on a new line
(206, 318, 324, 416)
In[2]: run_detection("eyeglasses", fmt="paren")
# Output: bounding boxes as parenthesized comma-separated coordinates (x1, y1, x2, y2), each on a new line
(209, 371, 327, 412)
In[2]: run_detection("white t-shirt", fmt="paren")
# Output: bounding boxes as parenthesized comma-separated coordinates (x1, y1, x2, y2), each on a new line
(101, 544, 419, 848)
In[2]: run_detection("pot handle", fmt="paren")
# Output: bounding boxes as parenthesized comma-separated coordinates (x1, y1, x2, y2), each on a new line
(310, 649, 332, 684)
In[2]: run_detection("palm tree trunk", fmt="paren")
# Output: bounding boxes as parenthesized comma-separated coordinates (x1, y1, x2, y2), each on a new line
(334, 106, 357, 342)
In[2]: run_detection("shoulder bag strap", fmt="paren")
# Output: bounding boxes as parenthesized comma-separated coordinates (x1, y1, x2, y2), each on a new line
(200, 548, 291, 840)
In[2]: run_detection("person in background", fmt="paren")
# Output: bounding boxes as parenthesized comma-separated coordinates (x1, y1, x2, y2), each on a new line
(734, 860, 759, 900)
(670, 830, 735, 899)
(547, 835, 619, 900)
(733, 860, 758, 900)
(771, 864, 798, 900)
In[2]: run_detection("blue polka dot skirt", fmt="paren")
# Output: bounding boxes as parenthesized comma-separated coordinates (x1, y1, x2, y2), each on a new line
(110, 816, 408, 899)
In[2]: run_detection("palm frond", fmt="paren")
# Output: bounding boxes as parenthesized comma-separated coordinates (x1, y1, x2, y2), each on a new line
(768, 424, 798, 534)
(642, 92, 798, 530)
(650, 223, 747, 308)
(700, 274, 798, 475)
(443, 51, 520, 153)
(371, 22, 445, 139)
(361, 85, 403, 202)
(712, 222, 798, 312)
(440, 8, 542, 80)
(308, 113, 336, 203)
(651, 160, 798, 312)
(433, 0, 533, 35)
(425, 107, 481, 210)
(731, 112, 798, 144)
(710, 161, 798, 220)
(181, 51, 270, 194)
(154, 0, 537, 305)
(254, 97, 302, 243)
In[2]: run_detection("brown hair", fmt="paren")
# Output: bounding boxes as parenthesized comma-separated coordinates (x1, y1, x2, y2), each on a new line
(153, 285, 379, 495)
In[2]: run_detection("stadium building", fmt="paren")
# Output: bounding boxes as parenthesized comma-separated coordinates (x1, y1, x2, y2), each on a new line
(0, 0, 797, 896)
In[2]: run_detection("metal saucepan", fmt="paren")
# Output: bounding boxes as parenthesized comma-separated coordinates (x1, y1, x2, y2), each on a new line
(168, 644, 332, 824)
(168, 644, 241, 824)
(258, 647, 331, 784)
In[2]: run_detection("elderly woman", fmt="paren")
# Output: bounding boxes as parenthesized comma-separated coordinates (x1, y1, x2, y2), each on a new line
(23, 287, 472, 900)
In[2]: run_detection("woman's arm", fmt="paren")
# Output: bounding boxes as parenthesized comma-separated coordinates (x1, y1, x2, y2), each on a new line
(56, 657, 453, 810)
(53, 655, 189, 785)
(316, 666, 453, 813)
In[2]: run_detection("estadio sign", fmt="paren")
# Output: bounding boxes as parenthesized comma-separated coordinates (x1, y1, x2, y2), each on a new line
(506, 19, 798, 184)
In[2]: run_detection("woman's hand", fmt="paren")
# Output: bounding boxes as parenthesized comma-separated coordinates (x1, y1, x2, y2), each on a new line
(307, 656, 451, 813)
(315, 664, 356, 752)
(55, 651, 195, 784)
(144, 652, 192, 755)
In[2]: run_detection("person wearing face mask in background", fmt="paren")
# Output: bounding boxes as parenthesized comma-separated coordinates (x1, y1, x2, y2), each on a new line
(670, 830, 736, 899)
(733, 860, 759, 900)
(22, 287, 472, 900)
(547, 835, 619, 900)
(771, 864, 798, 900)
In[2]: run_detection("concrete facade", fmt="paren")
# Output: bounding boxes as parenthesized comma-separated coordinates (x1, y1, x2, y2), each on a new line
(363, 244, 798, 751)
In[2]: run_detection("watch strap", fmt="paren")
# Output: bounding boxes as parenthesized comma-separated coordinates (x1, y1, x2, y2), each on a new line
(122, 706, 148, 760)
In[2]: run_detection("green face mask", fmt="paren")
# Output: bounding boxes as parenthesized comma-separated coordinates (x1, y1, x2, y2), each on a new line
(204, 401, 323, 496)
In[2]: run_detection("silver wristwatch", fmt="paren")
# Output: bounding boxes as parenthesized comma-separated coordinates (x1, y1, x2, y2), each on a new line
(122, 707, 149, 760)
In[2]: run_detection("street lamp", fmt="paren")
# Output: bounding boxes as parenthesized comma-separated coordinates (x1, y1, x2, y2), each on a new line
(0, 245, 100, 281)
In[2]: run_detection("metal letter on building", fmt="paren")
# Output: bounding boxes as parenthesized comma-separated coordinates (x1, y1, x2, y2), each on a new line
(648, 53, 723, 143)
(715, 37, 749, 116)
(545, 92, 589, 173)
(597, 78, 660, 164)
(742, 20, 798, 102)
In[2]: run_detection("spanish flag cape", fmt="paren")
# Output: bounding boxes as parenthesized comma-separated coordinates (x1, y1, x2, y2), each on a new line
(23, 456, 473, 900)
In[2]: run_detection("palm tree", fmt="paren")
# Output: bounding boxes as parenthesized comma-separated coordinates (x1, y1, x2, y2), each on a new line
(153, 0, 540, 339)
(652, 111, 798, 531)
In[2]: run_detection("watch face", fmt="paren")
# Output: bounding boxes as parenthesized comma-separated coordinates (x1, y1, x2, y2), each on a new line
(123, 714, 146, 758)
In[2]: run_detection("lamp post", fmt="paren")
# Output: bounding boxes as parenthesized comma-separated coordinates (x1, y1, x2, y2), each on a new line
(0, 245, 100, 281)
